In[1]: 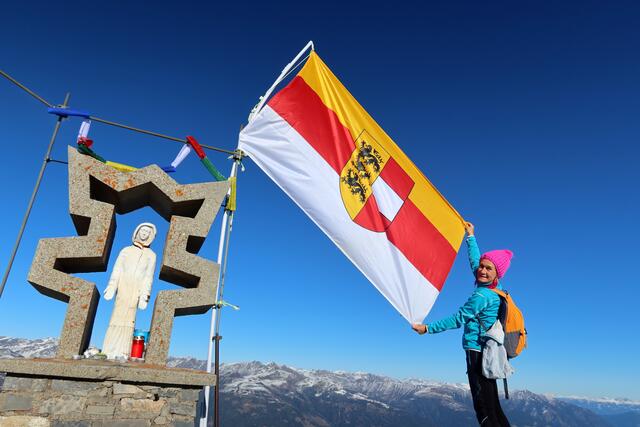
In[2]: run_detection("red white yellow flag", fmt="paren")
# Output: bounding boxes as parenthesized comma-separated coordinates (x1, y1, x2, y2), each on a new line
(238, 52, 465, 323)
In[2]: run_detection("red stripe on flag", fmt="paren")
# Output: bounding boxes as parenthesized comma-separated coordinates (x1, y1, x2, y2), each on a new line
(269, 75, 455, 289)
(353, 195, 391, 232)
(386, 200, 456, 291)
(379, 158, 414, 201)
(268, 76, 354, 174)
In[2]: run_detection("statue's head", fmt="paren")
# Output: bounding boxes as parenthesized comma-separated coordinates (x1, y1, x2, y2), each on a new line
(132, 222, 157, 247)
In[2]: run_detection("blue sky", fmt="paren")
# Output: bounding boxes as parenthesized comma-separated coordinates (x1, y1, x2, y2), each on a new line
(1, 1, 639, 400)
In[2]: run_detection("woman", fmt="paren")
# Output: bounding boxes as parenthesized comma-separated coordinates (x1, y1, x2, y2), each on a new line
(412, 222, 512, 426)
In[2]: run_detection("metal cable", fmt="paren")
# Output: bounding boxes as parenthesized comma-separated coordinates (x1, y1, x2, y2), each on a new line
(89, 116, 236, 155)
(1, 69, 53, 108)
(1, 68, 235, 155)
(90, 116, 186, 143)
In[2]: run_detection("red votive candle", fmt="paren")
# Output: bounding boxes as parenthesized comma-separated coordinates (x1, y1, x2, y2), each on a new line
(131, 336, 144, 358)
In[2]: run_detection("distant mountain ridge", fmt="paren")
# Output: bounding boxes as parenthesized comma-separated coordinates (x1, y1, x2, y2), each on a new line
(1, 336, 638, 426)
(0, 336, 58, 359)
(213, 361, 614, 427)
(555, 396, 640, 415)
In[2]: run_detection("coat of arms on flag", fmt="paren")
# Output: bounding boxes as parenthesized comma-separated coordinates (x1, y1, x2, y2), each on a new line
(238, 48, 465, 323)
(340, 130, 414, 232)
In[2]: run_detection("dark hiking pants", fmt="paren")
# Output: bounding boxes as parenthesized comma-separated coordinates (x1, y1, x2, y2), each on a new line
(466, 350, 511, 427)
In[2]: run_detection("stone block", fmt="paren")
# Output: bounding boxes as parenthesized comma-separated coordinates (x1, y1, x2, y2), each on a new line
(52, 421, 90, 427)
(1, 376, 48, 392)
(112, 383, 146, 396)
(172, 417, 196, 427)
(117, 397, 165, 417)
(38, 396, 86, 416)
(0, 392, 33, 411)
(158, 401, 170, 418)
(84, 404, 115, 416)
(86, 395, 111, 405)
(6, 377, 33, 391)
(168, 399, 196, 417)
(51, 379, 105, 396)
(98, 421, 150, 427)
(152, 415, 170, 424)
(0, 416, 50, 426)
(27, 147, 228, 361)
(179, 388, 201, 402)
(157, 387, 180, 399)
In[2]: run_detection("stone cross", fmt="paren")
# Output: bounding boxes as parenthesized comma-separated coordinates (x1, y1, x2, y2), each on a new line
(27, 146, 229, 365)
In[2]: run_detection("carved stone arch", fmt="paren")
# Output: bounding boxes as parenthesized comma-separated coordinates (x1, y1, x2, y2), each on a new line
(27, 146, 229, 364)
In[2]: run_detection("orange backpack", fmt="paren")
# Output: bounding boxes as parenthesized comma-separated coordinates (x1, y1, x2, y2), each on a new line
(492, 289, 527, 358)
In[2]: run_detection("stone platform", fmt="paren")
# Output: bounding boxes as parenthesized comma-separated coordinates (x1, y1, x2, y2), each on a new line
(0, 358, 211, 426)
(0, 358, 215, 387)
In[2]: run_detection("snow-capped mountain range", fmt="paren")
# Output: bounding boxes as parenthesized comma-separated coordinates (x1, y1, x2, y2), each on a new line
(2, 336, 638, 426)
(211, 362, 636, 427)
(0, 336, 58, 359)
(555, 395, 640, 416)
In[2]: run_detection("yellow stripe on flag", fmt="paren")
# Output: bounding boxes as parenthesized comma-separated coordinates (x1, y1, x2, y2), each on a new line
(298, 52, 464, 250)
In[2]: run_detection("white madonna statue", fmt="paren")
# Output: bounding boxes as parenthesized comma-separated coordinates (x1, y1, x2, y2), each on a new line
(102, 222, 157, 359)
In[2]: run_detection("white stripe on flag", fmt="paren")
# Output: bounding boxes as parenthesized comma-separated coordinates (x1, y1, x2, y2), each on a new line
(238, 106, 439, 323)
(372, 176, 404, 222)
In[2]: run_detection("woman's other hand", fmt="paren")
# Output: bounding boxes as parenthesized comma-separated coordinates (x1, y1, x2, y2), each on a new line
(412, 323, 428, 335)
(464, 221, 475, 236)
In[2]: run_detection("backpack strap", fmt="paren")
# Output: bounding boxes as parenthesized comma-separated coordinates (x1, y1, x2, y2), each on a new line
(476, 288, 504, 333)
(491, 288, 507, 299)
(490, 289, 509, 327)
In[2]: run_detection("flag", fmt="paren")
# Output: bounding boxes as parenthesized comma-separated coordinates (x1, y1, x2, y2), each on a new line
(238, 51, 465, 323)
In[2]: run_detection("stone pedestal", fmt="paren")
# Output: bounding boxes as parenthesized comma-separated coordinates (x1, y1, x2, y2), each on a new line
(0, 358, 214, 426)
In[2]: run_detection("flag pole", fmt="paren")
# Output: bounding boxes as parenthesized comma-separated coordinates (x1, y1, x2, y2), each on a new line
(201, 150, 243, 427)
(201, 41, 315, 421)
(247, 40, 314, 123)
(0, 92, 70, 299)
(212, 165, 238, 427)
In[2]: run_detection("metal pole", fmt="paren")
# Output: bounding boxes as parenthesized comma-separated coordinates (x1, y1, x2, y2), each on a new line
(248, 40, 314, 123)
(213, 187, 237, 427)
(0, 92, 70, 299)
(201, 210, 229, 427)
(214, 333, 221, 427)
(201, 158, 240, 427)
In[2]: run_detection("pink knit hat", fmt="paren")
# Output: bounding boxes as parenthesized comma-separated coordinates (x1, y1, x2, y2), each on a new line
(480, 250, 514, 279)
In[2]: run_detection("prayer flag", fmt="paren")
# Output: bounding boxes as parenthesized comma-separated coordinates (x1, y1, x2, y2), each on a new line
(238, 52, 465, 323)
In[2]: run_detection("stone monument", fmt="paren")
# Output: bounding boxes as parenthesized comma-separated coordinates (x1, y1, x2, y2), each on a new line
(0, 146, 229, 425)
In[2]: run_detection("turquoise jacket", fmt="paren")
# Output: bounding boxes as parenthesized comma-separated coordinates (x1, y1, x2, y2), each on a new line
(425, 236, 501, 351)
